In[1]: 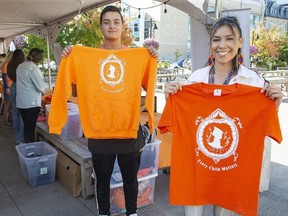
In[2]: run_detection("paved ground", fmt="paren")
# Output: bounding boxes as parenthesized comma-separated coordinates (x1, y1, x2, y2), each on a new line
(0, 95, 288, 216)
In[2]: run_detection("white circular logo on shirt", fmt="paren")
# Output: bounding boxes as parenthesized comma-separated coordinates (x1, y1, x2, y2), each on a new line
(100, 53, 125, 93)
(195, 108, 242, 164)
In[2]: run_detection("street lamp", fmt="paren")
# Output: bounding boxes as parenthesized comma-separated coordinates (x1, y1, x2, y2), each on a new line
(252, 30, 259, 45)
(145, 18, 158, 38)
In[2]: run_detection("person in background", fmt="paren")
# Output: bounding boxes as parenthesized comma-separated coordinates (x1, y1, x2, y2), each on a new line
(2, 51, 13, 128)
(0, 53, 7, 68)
(16, 48, 46, 143)
(0, 53, 7, 114)
(7, 49, 25, 144)
(163, 16, 283, 216)
(59, 5, 158, 216)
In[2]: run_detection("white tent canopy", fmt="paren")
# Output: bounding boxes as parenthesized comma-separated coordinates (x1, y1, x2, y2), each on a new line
(0, 0, 118, 44)
(0, 0, 214, 45)
(0, 0, 119, 87)
(0, 0, 218, 87)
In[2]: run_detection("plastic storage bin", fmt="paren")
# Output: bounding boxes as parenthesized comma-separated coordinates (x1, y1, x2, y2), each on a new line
(15, 142, 58, 187)
(110, 173, 157, 215)
(111, 140, 161, 184)
(45, 103, 83, 139)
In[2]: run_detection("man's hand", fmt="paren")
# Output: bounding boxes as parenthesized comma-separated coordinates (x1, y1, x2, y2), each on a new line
(147, 46, 159, 58)
(61, 45, 73, 58)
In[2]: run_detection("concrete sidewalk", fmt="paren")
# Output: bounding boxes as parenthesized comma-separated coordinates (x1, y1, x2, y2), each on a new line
(0, 96, 288, 216)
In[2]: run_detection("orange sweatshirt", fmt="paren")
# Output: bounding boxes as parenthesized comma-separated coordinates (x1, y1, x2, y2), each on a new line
(48, 46, 157, 139)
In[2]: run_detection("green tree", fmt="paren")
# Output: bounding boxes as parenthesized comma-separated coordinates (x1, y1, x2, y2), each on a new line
(56, 11, 103, 48)
(24, 8, 133, 68)
(253, 23, 286, 69)
(174, 49, 182, 62)
(22, 34, 55, 72)
(56, 9, 133, 48)
(278, 41, 288, 63)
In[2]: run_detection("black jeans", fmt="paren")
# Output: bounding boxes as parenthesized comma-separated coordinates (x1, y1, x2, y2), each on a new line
(92, 150, 142, 216)
(19, 107, 40, 143)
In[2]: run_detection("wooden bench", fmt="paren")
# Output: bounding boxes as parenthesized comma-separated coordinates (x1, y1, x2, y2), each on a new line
(36, 122, 94, 199)
(266, 76, 288, 93)
(157, 73, 190, 82)
(155, 82, 166, 93)
(155, 73, 191, 93)
(259, 70, 288, 78)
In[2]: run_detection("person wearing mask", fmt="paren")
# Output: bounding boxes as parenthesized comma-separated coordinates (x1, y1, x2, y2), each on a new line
(7, 49, 25, 143)
(50, 5, 157, 216)
(16, 48, 46, 143)
(160, 16, 283, 216)
(2, 51, 13, 128)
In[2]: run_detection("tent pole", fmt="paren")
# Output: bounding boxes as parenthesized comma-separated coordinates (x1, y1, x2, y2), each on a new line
(215, 0, 222, 19)
(45, 25, 52, 89)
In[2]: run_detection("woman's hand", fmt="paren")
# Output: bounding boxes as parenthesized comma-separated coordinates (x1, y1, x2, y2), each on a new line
(61, 45, 73, 58)
(164, 82, 183, 99)
(261, 83, 283, 110)
(147, 46, 159, 58)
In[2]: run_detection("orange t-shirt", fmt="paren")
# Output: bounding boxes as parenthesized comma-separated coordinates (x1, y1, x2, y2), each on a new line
(49, 46, 157, 139)
(2, 62, 12, 87)
(158, 83, 282, 216)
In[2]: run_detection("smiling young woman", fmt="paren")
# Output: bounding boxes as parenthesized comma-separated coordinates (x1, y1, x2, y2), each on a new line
(163, 16, 283, 216)
(165, 16, 283, 110)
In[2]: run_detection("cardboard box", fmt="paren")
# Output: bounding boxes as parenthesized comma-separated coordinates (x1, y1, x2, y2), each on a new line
(56, 149, 81, 197)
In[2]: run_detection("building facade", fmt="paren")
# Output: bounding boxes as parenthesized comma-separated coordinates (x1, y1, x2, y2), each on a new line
(122, 0, 287, 63)
(122, 0, 189, 62)
(264, 0, 288, 34)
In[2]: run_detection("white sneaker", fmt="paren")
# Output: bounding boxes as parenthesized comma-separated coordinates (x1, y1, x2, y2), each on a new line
(129, 214, 138, 216)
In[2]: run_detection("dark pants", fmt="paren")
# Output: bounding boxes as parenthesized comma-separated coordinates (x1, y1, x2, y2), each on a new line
(10, 83, 25, 143)
(2, 73, 8, 89)
(92, 150, 142, 216)
(19, 107, 40, 143)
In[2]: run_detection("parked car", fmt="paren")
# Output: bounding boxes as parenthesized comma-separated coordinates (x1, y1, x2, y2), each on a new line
(158, 60, 180, 69)
(44, 61, 57, 71)
(183, 59, 192, 69)
(177, 59, 185, 68)
(39, 61, 57, 71)
(171, 59, 191, 69)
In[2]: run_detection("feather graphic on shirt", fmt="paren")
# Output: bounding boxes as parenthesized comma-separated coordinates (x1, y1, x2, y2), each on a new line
(195, 108, 242, 164)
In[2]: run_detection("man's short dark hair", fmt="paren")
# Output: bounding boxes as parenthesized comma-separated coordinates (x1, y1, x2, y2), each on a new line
(27, 48, 43, 63)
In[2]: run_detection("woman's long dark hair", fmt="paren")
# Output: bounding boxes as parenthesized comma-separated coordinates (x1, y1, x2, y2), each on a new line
(7, 49, 25, 82)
